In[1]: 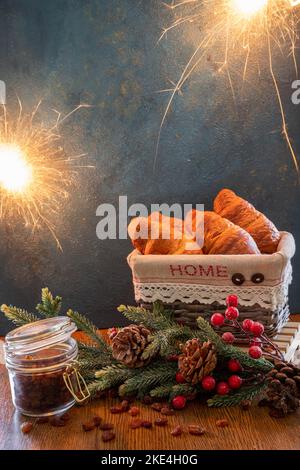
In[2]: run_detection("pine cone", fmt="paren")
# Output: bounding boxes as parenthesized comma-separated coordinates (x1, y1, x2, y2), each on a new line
(111, 325, 152, 368)
(260, 361, 300, 417)
(178, 338, 217, 385)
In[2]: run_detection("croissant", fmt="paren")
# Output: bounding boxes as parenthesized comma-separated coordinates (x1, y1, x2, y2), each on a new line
(128, 213, 200, 255)
(186, 210, 260, 255)
(214, 189, 280, 254)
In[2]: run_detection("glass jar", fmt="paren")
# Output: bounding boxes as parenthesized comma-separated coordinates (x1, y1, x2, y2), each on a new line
(4, 317, 78, 417)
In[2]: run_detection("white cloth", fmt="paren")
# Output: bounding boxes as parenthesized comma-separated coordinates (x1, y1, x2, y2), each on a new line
(128, 232, 295, 310)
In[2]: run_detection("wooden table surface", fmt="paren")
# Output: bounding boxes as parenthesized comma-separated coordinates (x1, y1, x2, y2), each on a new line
(1, 319, 300, 451)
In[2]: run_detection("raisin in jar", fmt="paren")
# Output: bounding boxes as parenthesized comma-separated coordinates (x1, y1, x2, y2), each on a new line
(5, 317, 78, 417)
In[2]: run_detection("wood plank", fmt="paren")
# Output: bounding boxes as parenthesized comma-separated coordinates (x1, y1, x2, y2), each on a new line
(1, 315, 300, 450)
(0, 365, 299, 451)
(285, 322, 300, 330)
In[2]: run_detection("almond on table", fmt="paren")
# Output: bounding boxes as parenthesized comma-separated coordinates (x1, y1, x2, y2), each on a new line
(161, 407, 175, 416)
(101, 430, 116, 442)
(82, 421, 96, 432)
(171, 425, 183, 437)
(129, 418, 143, 429)
(21, 422, 33, 434)
(188, 424, 205, 436)
(151, 402, 163, 412)
(216, 419, 229, 428)
(128, 406, 140, 417)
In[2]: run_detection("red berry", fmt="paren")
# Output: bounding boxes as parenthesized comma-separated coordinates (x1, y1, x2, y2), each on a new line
(175, 372, 186, 384)
(242, 319, 254, 331)
(168, 355, 179, 362)
(251, 337, 262, 347)
(201, 376, 216, 391)
(249, 345, 262, 359)
(226, 295, 238, 307)
(211, 313, 225, 327)
(108, 327, 118, 340)
(172, 396, 186, 410)
(228, 375, 242, 390)
(225, 306, 239, 321)
(228, 359, 242, 372)
(216, 382, 230, 396)
(250, 322, 265, 337)
(222, 332, 235, 344)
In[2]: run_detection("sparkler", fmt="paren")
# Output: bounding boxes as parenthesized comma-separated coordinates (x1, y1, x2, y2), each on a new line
(0, 101, 91, 249)
(233, 0, 268, 16)
(156, 0, 300, 172)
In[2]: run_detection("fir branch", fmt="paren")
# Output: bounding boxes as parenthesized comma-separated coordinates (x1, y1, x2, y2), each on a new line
(149, 383, 175, 399)
(78, 344, 113, 372)
(36, 288, 62, 318)
(207, 383, 267, 407)
(196, 317, 226, 348)
(79, 369, 100, 384)
(78, 342, 101, 356)
(87, 380, 109, 398)
(196, 317, 273, 373)
(141, 337, 161, 361)
(169, 383, 197, 400)
(142, 325, 192, 360)
(67, 309, 111, 358)
(1, 304, 40, 326)
(93, 364, 135, 392)
(153, 300, 174, 320)
(149, 383, 197, 400)
(118, 361, 178, 399)
(159, 325, 192, 356)
(221, 347, 273, 372)
(118, 301, 174, 331)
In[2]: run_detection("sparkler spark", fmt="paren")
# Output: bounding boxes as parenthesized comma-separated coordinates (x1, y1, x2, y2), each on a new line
(156, 0, 300, 173)
(0, 144, 32, 192)
(0, 101, 91, 249)
(233, 0, 268, 16)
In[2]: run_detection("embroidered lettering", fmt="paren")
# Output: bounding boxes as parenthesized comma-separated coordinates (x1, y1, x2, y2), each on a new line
(216, 265, 228, 278)
(198, 265, 214, 277)
(184, 265, 197, 276)
(170, 265, 183, 276)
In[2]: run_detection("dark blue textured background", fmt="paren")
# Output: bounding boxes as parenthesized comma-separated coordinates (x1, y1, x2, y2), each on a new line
(0, 0, 299, 333)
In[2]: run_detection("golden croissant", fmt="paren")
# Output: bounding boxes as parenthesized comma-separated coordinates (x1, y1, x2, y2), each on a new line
(186, 210, 260, 255)
(214, 189, 280, 254)
(128, 212, 202, 255)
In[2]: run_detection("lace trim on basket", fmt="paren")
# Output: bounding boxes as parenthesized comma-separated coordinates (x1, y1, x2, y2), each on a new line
(133, 264, 293, 310)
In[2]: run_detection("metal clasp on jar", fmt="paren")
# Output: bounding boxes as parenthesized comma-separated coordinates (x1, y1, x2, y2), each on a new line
(63, 361, 90, 404)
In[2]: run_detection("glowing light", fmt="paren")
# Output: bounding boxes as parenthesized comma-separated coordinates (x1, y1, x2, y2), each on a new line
(232, 0, 268, 16)
(0, 102, 91, 249)
(0, 144, 32, 193)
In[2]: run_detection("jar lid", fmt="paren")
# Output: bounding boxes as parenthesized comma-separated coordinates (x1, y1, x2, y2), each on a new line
(5, 317, 77, 354)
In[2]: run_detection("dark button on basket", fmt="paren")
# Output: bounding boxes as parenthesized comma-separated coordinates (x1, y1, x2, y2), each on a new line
(232, 273, 245, 286)
(251, 273, 265, 284)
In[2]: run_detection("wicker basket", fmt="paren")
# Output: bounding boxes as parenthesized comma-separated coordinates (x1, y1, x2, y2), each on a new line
(127, 232, 296, 338)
